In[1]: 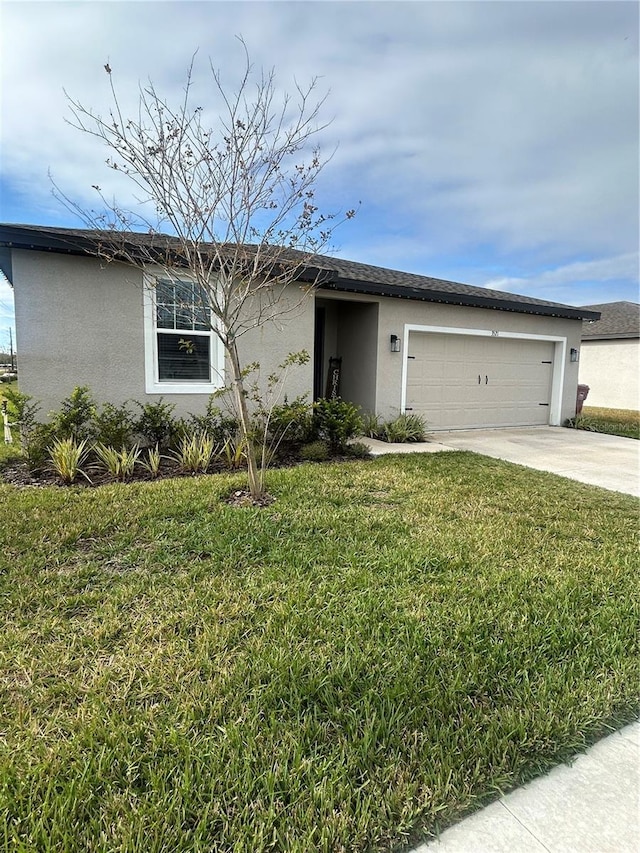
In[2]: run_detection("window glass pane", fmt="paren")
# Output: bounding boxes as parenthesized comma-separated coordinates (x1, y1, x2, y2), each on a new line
(175, 308, 193, 329)
(158, 333, 210, 381)
(193, 306, 209, 331)
(174, 280, 193, 306)
(156, 280, 174, 304)
(157, 305, 174, 329)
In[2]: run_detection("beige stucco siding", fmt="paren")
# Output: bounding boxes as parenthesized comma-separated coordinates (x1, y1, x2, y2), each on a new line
(315, 290, 582, 424)
(579, 339, 640, 410)
(12, 248, 583, 427)
(12, 249, 314, 417)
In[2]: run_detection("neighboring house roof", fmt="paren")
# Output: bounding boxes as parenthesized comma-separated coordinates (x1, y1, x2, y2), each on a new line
(0, 223, 601, 321)
(580, 301, 640, 341)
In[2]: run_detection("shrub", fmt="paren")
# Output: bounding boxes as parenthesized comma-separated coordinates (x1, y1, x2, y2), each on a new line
(134, 399, 177, 449)
(50, 386, 97, 442)
(2, 389, 42, 462)
(345, 441, 372, 459)
(382, 413, 428, 443)
(299, 439, 330, 462)
(93, 402, 136, 449)
(186, 397, 239, 443)
(3, 388, 40, 442)
(49, 437, 91, 484)
(22, 423, 57, 470)
(267, 396, 314, 448)
(313, 398, 363, 452)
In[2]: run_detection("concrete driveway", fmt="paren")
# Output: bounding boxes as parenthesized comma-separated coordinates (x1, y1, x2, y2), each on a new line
(364, 426, 639, 496)
(431, 426, 640, 497)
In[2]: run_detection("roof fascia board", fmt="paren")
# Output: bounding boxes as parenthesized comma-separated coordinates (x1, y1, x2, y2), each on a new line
(320, 278, 601, 321)
(0, 224, 601, 321)
(582, 333, 639, 341)
(0, 247, 12, 284)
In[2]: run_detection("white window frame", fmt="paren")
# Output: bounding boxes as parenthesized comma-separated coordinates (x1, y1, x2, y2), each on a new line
(143, 269, 225, 394)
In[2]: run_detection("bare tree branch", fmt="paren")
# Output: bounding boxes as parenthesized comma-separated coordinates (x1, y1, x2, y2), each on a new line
(54, 42, 356, 498)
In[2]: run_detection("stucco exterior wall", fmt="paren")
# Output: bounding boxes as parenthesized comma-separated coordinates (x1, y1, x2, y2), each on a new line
(12, 248, 583, 428)
(579, 339, 640, 410)
(12, 249, 314, 418)
(314, 290, 582, 425)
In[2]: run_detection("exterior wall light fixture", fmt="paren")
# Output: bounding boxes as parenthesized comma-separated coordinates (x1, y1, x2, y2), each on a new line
(390, 334, 401, 353)
(570, 348, 579, 363)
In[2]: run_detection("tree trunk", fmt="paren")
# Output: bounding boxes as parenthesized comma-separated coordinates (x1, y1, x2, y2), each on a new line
(227, 340, 263, 499)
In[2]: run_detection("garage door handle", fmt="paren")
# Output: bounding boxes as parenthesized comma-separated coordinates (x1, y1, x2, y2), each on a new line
(485, 375, 488, 385)
(478, 375, 481, 384)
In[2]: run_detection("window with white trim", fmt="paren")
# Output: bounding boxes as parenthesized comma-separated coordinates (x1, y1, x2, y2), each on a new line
(143, 274, 224, 394)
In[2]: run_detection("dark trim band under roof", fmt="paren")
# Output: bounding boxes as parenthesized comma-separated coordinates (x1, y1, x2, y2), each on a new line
(0, 223, 601, 321)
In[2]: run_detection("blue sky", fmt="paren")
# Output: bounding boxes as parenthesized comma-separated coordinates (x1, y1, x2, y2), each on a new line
(1, 0, 638, 353)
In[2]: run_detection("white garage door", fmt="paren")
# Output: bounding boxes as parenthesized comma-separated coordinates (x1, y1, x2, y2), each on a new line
(405, 332, 555, 430)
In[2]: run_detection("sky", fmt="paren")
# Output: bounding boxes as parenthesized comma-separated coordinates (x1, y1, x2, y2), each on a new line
(0, 0, 638, 353)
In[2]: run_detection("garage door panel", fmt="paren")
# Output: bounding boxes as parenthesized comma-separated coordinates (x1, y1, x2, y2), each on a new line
(406, 332, 554, 430)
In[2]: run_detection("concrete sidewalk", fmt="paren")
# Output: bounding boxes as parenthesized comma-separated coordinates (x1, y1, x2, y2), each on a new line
(413, 721, 639, 853)
(363, 427, 640, 497)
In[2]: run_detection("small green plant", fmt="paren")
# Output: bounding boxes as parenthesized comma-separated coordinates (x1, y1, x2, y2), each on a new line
(139, 444, 162, 478)
(93, 443, 141, 482)
(134, 399, 177, 449)
(93, 402, 135, 449)
(565, 408, 639, 440)
(345, 440, 372, 459)
(186, 397, 239, 443)
(267, 396, 314, 448)
(299, 439, 330, 462)
(2, 388, 47, 467)
(49, 437, 91, 484)
(50, 386, 97, 442)
(221, 434, 247, 470)
(360, 411, 382, 439)
(313, 398, 363, 452)
(2, 388, 41, 444)
(382, 413, 428, 443)
(173, 432, 216, 473)
(21, 422, 56, 470)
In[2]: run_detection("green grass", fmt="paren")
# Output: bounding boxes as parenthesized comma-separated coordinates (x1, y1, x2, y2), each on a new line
(1, 453, 638, 852)
(571, 406, 640, 439)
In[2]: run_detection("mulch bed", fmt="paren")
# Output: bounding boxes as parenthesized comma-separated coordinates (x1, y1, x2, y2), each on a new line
(0, 451, 370, 492)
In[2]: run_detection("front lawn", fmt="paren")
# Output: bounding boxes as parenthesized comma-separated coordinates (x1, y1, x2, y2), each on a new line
(569, 406, 640, 439)
(1, 453, 638, 852)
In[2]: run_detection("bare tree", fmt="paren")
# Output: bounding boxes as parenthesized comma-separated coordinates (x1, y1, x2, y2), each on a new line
(56, 44, 355, 498)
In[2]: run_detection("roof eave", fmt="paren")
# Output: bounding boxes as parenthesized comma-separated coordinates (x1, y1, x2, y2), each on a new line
(581, 333, 639, 341)
(320, 277, 601, 321)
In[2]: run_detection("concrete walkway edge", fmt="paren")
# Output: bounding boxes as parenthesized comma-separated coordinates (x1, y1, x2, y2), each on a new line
(412, 721, 640, 852)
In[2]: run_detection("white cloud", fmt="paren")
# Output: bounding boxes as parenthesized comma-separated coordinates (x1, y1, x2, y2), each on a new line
(0, 0, 638, 307)
(484, 252, 640, 305)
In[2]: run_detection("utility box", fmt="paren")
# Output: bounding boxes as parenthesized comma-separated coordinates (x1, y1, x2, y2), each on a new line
(576, 384, 590, 415)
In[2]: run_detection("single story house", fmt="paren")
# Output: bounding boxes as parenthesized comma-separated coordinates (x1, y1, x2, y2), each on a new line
(0, 223, 600, 430)
(579, 301, 640, 411)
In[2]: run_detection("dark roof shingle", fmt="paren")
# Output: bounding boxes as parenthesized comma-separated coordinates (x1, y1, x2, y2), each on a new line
(0, 223, 600, 321)
(580, 302, 640, 340)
